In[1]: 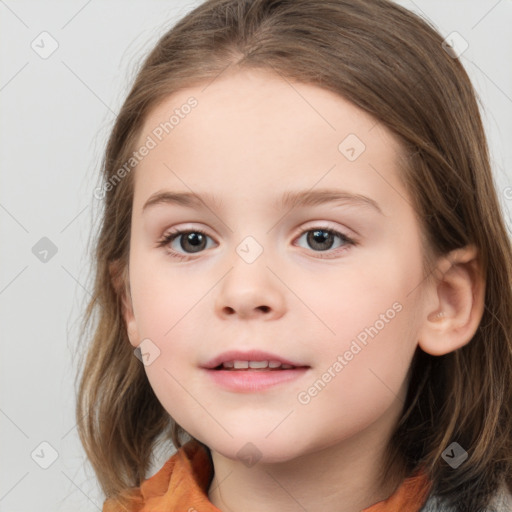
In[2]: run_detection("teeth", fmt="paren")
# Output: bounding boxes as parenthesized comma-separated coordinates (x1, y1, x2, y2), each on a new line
(249, 361, 268, 369)
(221, 360, 295, 370)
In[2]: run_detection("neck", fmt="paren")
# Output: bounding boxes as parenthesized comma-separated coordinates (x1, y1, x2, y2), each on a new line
(207, 399, 407, 512)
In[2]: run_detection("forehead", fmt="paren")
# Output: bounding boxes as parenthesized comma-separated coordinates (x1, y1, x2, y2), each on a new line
(132, 68, 404, 212)
(139, 68, 388, 145)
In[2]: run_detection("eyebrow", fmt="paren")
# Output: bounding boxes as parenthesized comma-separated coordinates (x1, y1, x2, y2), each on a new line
(142, 188, 384, 215)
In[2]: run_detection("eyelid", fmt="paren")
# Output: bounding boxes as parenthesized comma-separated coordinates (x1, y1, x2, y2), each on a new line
(290, 220, 357, 241)
(159, 220, 356, 245)
(157, 226, 213, 247)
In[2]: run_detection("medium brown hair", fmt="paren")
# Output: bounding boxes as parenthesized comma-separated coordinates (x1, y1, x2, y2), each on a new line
(76, 0, 512, 510)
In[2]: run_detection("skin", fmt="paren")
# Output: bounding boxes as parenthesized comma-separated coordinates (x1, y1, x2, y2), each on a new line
(120, 68, 485, 512)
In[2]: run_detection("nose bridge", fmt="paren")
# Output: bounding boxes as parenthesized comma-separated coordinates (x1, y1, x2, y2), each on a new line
(235, 232, 267, 266)
(222, 198, 278, 265)
(227, 231, 271, 286)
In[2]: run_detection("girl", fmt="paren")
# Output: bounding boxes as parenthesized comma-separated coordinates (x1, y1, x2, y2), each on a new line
(76, 0, 512, 511)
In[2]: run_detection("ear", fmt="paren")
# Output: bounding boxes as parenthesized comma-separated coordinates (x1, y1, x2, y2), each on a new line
(109, 259, 140, 348)
(418, 245, 485, 356)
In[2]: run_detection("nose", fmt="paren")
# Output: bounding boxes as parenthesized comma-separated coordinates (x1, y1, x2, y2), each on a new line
(214, 255, 286, 320)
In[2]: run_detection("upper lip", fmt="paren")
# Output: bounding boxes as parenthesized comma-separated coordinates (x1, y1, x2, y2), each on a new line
(201, 350, 309, 369)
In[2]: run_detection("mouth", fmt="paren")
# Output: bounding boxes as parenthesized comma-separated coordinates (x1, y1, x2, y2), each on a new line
(201, 350, 310, 391)
(211, 360, 308, 371)
(201, 349, 309, 371)
(204, 360, 310, 392)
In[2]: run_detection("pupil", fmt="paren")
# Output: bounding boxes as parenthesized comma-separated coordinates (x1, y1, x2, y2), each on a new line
(308, 230, 334, 251)
(182, 232, 205, 252)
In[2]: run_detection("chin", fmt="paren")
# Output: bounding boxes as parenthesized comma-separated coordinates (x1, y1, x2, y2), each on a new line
(203, 434, 309, 465)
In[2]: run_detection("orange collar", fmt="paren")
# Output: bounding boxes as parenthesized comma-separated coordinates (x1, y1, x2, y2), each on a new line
(103, 439, 432, 511)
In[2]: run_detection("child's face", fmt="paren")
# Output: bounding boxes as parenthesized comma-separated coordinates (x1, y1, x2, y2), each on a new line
(125, 69, 431, 462)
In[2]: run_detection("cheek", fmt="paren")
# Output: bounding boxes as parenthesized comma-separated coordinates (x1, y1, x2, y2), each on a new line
(292, 291, 419, 447)
(295, 246, 422, 353)
(128, 249, 205, 402)
(129, 244, 210, 342)
(294, 240, 423, 403)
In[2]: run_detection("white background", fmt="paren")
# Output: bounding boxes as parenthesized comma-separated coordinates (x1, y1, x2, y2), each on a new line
(1, 1, 511, 510)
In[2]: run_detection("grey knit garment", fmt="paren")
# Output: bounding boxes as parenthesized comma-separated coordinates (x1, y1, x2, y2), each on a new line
(418, 482, 512, 512)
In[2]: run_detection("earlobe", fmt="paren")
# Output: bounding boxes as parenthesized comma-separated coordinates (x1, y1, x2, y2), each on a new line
(123, 296, 140, 348)
(125, 316, 140, 348)
(109, 260, 140, 348)
(418, 245, 485, 357)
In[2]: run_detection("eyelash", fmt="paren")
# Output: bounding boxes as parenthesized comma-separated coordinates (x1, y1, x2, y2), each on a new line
(156, 226, 357, 261)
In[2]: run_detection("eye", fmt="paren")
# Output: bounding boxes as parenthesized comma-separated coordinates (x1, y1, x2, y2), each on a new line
(156, 228, 215, 261)
(294, 227, 356, 258)
(157, 225, 357, 261)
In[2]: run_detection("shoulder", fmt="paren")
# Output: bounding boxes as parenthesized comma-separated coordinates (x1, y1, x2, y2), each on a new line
(419, 482, 512, 512)
(489, 483, 512, 512)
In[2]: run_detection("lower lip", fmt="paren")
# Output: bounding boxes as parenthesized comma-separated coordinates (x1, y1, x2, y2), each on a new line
(203, 368, 310, 392)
